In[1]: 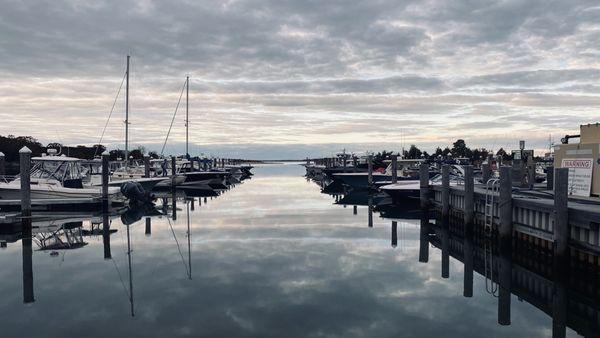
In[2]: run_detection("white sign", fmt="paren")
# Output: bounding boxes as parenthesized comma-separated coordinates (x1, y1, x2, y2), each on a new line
(561, 158, 593, 197)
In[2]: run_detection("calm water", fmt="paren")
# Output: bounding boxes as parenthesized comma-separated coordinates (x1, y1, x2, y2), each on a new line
(0, 164, 580, 337)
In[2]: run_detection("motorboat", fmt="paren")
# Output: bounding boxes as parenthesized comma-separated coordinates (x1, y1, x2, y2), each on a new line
(83, 159, 171, 192)
(333, 159, 428, 189)
(380, 166, 465, 202)
(0, 155, 125, 205)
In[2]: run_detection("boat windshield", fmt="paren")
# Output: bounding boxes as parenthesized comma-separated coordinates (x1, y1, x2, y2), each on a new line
(30, 160, 83, 182)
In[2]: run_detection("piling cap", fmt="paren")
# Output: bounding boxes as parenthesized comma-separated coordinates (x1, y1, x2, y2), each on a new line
(0, 152, 4, 157)
(19, 146, 32, 154)
(102, 151, 110, 156)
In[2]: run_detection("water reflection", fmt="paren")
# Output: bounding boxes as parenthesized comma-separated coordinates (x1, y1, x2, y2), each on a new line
(0, 164, 594, 337)
(308, 165, 593, 338)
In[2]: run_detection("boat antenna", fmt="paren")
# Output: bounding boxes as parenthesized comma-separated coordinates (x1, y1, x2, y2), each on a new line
(125, 55, 130, 170)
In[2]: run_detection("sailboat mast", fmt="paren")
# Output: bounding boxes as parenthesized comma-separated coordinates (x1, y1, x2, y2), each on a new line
(186, 76, 189, 157)
(125, 55, 130, 169)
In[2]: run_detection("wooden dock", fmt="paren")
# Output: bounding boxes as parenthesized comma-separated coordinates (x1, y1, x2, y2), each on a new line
(423, 164, 600, 255)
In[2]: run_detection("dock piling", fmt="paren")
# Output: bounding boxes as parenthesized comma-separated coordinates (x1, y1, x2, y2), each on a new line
(499, 166, 513, 247)
(554, 168, 570, 263)
(464, 165, 474, 229)
(419, 163, 429, 210)
(527, 156, 535, 190)
(391, 155, 398, 184)
(102, 151, 109, 211)
(144, 155, 150, 178)
(0, 151, 5, 178)
(441, 165, 450, 218)
(367, 155, 373, 187)
(482, 163, 491, 183)
(546, 166, 554, 191)
(19, 147, 32, 216)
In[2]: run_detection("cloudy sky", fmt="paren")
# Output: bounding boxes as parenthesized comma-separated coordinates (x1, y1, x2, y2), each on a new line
(1, 0, 599, 158)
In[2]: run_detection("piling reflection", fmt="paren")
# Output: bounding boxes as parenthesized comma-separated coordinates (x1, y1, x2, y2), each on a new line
(416, 209, 600, 338)
(22, 220, 33, 304)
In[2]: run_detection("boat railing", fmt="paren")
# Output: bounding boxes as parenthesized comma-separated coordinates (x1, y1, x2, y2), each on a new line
(0, 175, 17, 183)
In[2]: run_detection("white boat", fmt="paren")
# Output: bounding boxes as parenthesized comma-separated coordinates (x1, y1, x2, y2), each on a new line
(0, 155, 125, 204)
(380, 166, 465, 201)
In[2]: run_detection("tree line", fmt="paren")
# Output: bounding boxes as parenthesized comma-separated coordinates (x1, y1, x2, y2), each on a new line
(373, 139, 513, 163)
(0, 135, 157, 162)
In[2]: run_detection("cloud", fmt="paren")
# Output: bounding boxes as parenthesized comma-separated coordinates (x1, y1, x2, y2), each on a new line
(0, 0, 599, 158)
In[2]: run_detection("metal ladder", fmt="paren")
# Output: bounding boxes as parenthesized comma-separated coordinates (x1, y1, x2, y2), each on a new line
(484, 178, 499, 236)
(484, 178, 499, 297)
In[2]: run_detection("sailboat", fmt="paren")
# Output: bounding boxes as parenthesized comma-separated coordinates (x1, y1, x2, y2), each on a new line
(93, 55, 169, 192)
(157, 76, 227, 190)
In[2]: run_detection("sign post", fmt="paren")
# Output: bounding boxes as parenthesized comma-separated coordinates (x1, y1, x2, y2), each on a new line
(561, 158, 593, 197)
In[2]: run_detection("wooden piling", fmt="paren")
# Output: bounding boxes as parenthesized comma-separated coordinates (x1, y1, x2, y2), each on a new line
(353, 205, 357, 215)
(527, 156, 535, 190)
(367, 155, 373, 186)
(0, 151, 5, 178)
(352, 156, 357, 172)
(441, 165, 450, 218)
(19, 147, 32, 217)
(554, 168, 569, 263)
(171, 156, 177, 176)
(499, 166, 513, 247)
(464, 165, 474, 228)
(102, 151, 109, 210)
(391, 155, 398, 184)
(20, 147, 34, 303)
(482, 163, 491, 183)
(546, 166, 554, 191)
(144, 155, 150, 178)
(419, 162, 429, 210)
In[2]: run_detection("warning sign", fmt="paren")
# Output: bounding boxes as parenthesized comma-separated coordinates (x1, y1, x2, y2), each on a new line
(561, 158, 593, 197)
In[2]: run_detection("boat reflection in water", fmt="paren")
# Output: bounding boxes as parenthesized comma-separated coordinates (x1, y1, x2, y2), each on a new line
(308, 167, 599, 338)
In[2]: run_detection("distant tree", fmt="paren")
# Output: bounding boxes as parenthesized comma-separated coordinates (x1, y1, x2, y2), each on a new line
(129, 148, 144, 160)
(0, 135, 45, 161)
(451, 139, 471, 158)
(109, 149, 125, 161)
(148, 151, 160, 159)
(442, 147, 451, 157)
(496, 148, 512, 161)
(406, 145, 422, 159)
